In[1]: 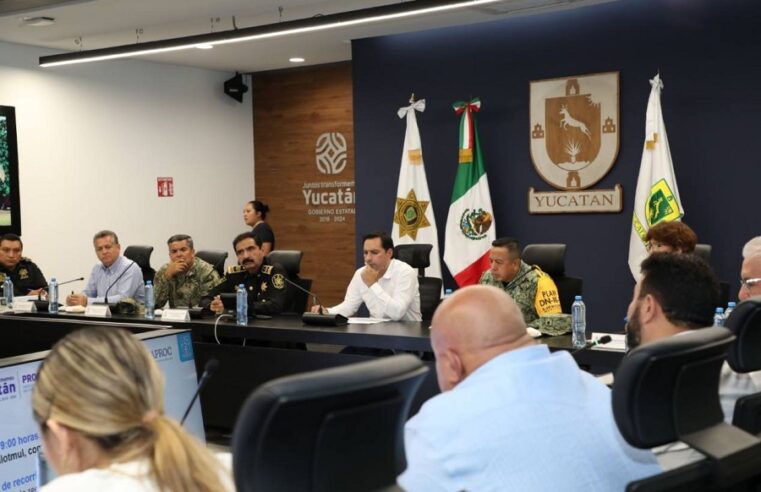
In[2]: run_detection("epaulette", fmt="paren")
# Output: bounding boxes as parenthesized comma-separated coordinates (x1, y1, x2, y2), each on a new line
(261, 265, 274, 275)
(226, 265, 245, 275)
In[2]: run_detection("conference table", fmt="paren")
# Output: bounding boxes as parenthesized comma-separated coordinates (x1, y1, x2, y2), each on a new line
(0, 310, 625, 433)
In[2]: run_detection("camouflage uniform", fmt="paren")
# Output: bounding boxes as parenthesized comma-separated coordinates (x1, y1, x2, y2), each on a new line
(203, 257, 290, 316)
(153, 257, 222, 308)
(479, 260, 562, 331)
(0, 258, 47, 295)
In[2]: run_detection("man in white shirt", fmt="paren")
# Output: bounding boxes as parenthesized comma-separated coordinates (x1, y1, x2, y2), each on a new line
(312, 231, 421, 321)
(398, 285, 660, 491)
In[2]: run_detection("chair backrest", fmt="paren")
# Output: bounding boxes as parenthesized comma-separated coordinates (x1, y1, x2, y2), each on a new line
(267, 250, 303, 279)
(613, 327, 761, 492)
(195, 249, 228, 277)
(394, 244, 432, 277)
(123, 245, 155, 283)
(419, 277, 442, 321)
(291, 277, 313, 314)
(232, 354, 428, 492)
(725, 297, 761, 434)
(612, 326, 733, 449)
(521, 243, 582, 313)
(694, 243, 712, 264)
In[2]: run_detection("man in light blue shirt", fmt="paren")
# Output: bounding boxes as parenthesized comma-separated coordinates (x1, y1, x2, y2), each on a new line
(398, 285, 660, 492)
(66, 230, 144, 306)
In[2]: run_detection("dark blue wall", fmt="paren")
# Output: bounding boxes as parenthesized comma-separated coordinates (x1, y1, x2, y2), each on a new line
(352, 0, 761, 331)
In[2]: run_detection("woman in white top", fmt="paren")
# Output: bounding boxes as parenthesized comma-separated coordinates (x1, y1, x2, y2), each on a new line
(32, 327, 233, 491)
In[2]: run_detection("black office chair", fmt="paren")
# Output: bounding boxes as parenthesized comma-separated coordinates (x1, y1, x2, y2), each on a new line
(693, 244, 730, 307)
(267, 250, 312, 313)
(232, 353, 428, 492)
(123, 245, 155, 283)
(726, 297, 761, 434)
(521, 244, 582, 314)
(612, 326, 761, 491)
(394, 244, 442, 321)
(195, 249, 228, 277)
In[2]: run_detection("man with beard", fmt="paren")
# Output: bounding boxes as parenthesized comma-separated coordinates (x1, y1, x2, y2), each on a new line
(203, 232, 289, 317)
(625, 252, 718, 469)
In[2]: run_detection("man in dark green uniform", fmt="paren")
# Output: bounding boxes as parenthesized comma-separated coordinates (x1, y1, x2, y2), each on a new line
(0, 233, 47, 296)
(203, 232, 289, 316)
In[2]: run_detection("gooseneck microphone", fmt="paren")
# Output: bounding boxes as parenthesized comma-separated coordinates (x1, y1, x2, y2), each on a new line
(180, 358, 219, 425)
(571, 335, 612, 355)
(279, 276, 348, 326)
(103, 260, 136, 304)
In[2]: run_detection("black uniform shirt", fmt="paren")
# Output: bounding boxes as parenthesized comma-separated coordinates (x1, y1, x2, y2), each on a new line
(203, 258, 289, 316)
(0, 258, 47, 295)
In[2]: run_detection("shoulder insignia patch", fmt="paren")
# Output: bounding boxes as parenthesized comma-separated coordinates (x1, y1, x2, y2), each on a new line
(261, 265, 274, 275)
(272, 273, 285, 289)
(18, 268, 29, 279)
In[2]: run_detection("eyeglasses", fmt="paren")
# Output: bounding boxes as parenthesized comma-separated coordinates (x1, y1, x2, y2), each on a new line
(645, 242, 663, 253)
(740, 278, 761, 289)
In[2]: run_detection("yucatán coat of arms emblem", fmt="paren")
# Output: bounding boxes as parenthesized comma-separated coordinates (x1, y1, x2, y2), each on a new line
(528, 71, 623, 213)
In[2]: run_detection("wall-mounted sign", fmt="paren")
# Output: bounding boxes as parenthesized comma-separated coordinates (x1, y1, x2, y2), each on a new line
(528, 71, 622, 213)
(302, 132, 355, 223)
(157, 177, 174, 197)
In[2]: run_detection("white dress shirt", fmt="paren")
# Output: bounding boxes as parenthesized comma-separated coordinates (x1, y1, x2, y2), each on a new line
(328, 258, 421, 321)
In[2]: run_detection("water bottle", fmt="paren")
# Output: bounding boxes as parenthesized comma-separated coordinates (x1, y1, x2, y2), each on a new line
(725, 301, 736, 321)
(48, 278, 58, 314)
(714, 307, 725, 327)
(144, 281, 155, 320)
(443, 288, 453, 299)
(3, 277, 13, 308)
(236, 284, 248, 325)
(571, 295, 587, 348)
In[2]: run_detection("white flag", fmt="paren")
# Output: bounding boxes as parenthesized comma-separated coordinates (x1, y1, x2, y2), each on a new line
(628, 74, 685, 278)
(391, 99, 442, 280)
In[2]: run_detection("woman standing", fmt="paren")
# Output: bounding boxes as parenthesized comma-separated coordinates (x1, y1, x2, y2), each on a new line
(243, 200, 275, 254)
(32, 327, 233, 491)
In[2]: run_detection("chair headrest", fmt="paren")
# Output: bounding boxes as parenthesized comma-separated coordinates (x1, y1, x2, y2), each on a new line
(694, 243, 712, 264)
(726, 297, 761, 373)
(123, 245, 154, 269)
(266, 250, 303, 276)
(394, 244, 432, 270)
(612, 327, 734, 449)
(521, 244, 566, 275)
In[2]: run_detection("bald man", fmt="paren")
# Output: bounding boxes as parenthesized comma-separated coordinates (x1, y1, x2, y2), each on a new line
(398, 285, 660, 491)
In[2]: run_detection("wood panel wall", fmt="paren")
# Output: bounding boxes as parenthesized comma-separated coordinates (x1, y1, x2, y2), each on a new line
(253, 63, 355, 306)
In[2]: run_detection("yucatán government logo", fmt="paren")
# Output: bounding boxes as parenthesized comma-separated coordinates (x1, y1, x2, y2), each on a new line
(528, 71, 622, 213)
(315, 132, 347, 175)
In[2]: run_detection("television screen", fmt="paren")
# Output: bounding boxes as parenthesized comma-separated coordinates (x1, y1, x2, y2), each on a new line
(0, 106, 21, 234)
(0, 329, 205, 490)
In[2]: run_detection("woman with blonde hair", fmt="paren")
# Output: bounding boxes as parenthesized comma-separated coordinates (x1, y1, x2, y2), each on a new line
(32, 327, 233, 491)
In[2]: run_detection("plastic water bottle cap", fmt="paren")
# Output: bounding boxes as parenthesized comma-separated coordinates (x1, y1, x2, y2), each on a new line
(728, 302, 736, 308)
(715, 307, 724, 313)
(574, 295, 582, 301)
(146, 280, 152, 285)
(51, 277, 56, 281)
(445, 288, 453, 294)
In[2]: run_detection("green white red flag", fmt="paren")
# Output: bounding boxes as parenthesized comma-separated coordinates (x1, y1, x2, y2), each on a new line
(443, 98, 496, 286)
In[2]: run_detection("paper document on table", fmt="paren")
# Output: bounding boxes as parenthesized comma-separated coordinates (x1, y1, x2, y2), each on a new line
(591, 332, 626, 351)
(348, 317, 390, 325)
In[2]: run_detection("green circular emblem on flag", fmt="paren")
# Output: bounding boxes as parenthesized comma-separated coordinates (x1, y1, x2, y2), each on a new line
(459, 208, 493, 240)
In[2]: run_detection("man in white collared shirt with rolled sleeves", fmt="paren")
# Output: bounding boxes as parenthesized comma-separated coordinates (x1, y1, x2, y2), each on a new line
(312, 231, 421, 321)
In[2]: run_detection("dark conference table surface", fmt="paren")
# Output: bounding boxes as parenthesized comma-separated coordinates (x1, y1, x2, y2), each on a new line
(0, 311, 625, 429)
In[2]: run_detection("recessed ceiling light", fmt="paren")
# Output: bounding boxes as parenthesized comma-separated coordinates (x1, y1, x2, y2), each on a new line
(289, 57, 305, 63)
(195, 44, 213, 50)
(22, 16, 55, 27)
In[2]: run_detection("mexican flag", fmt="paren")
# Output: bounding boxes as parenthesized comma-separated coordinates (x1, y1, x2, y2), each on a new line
(392, 98, 442, 280)
(444, 98, 496, 286)
(628, 73, 684, 278)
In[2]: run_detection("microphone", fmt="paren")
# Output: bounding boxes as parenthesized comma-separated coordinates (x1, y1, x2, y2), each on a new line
(279, 276, 348, 326)
(180, 358, 219, 425)
(571, 335, 612, 355)
(103, 260, 136, 304)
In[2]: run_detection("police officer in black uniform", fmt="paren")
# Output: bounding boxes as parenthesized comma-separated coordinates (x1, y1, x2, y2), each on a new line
(0, 233, 47, 296)
(202, 232, 289, 316)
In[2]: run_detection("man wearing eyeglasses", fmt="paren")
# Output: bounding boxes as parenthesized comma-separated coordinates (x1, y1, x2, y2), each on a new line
(720, 237, 761, 426)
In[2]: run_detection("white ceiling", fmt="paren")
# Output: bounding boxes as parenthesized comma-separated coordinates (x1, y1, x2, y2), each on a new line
(0, 0, 613, 73)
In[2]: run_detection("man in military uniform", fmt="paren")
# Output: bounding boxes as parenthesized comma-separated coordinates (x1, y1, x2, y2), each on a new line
(153, 234, 222, 308)
(203, 231, 289, 316)
(479, 237, 563, 332)
(0, 233, 47, 296)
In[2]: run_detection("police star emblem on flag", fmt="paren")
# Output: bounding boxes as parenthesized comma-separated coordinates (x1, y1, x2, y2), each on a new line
(394, 189, 430, 240)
